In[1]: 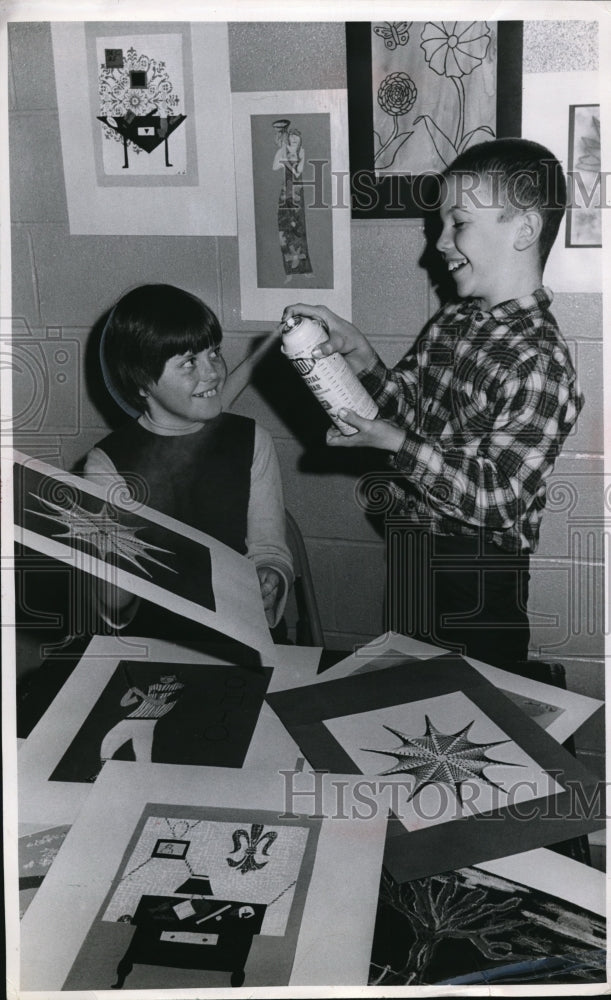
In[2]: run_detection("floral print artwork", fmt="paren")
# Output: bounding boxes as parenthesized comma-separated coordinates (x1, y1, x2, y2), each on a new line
(95, 33, 188, 176)
(372, 20, 497, 173)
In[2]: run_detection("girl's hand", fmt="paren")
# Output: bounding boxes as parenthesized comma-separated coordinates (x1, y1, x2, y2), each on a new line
(327, 409, 406, 452)
(257, 566, 282, 626)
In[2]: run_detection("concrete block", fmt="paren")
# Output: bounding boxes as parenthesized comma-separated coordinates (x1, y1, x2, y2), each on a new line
(332, 541, 386, 638)
(9, 23, 57, 110)
(11, 225, 41, 327)
(567, 338, 603, 455)
(352, 221, 430, 349)
(527, 559, 605, 660)
(552, 291, 602, 342)
(30, 226, 220, 328)
(537, 455, 604, 559)
(274, 437, 386, 544)
(229, 22, 346, 92)
(10, 112, 68, 223)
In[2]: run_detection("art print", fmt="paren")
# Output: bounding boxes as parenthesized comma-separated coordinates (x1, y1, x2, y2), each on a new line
(49, 660, 271, 782)
(13, 452, 276, 663)
(372, 20, 497, 174)
(268, 654, 604, 880)
(566, 104, 601, 247)
(346, 21, 522, 216)
(251, 113, 333, 290)
(315, 632, 603, 745)
(51, 21, 237, 234)
(369, 860, 605, 985)
(88, 26, 194, 181)
(62, 803, 321, 990)
(232, 90, 351, 319)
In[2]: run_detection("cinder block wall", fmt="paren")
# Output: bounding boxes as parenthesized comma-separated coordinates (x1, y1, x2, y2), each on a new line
(9, 21, 604, 774)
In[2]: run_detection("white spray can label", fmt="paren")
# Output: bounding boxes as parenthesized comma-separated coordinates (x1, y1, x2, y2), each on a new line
(281, 315, 378, 435)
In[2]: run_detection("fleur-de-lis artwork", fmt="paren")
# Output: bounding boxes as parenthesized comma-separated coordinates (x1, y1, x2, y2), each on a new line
(372, 21, 496, 173)
(226, 824, 278, 875)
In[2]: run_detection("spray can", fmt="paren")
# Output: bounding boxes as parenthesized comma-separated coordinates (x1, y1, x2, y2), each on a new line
(281, 315, 378, 435)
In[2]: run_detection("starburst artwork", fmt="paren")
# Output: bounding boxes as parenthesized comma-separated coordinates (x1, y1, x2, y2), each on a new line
(363, 715, 519, 803)
(26, 492, 176, 578)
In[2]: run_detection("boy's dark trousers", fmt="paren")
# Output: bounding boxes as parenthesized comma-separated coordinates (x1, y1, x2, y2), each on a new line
(386, 525, 531, 668)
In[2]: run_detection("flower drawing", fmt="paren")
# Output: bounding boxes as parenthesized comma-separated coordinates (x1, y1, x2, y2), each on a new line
(374, 71, 417, 168)
(415, 21, 494, 167)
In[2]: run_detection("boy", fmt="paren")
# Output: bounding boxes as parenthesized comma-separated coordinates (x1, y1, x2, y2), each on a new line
(285, 138, 583, 667)
(85, 284, 293, 638)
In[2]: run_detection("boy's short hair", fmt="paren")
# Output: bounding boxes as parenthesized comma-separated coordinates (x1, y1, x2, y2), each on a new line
(444, 138, 567, 265)
(103, 284, 222, 412)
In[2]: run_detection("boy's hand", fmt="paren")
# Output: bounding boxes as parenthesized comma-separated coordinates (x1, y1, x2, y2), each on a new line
(257, 566, 282, 626)
(282, 303, 376, 375)
(327, 409, 406, 453)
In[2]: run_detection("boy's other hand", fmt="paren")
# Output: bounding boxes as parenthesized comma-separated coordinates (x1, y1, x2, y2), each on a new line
(282, 303, 376, 375)
(327, 409, 406, 453)
(257, 566, 282, 625)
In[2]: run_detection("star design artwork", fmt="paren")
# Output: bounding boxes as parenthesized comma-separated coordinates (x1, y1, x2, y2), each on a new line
(27, 493, 177, 578)
(363, 716, 523, 804)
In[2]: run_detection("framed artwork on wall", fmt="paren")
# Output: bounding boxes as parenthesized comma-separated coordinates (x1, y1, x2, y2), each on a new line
(566, 104, 601, 247)
(346, 20, 523, 218)
(232, 89, 352, 320)
(51, 21, 237, 234)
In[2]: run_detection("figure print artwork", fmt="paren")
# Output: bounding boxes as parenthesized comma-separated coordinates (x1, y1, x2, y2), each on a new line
(250, 112, 332, 290)
(62, 803, 321, 990)
(232, 90, 351, 319)
(49, 661, 271, 783)
(272, 119, 313, 279)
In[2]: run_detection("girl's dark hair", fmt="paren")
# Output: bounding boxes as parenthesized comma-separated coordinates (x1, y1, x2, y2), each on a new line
(103, 284, 222, 412)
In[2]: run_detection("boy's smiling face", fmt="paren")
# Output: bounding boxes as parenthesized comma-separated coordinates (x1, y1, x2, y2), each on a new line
(141, 345, 227, 428)
(437, 173, 526, 310)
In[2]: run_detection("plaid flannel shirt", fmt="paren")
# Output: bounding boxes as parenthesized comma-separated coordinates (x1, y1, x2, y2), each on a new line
(359, 287, 584, 553)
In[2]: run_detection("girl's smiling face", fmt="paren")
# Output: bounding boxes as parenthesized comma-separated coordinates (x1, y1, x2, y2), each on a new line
(141, 345, 227, 429)
(436, 173, 524, 310)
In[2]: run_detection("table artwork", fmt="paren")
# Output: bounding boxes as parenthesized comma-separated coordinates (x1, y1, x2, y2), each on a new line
(232, 90, 351, 320)
(51, 21, 236, 234)
(13, 451, 276, 664)
(19, 763, 386, 990)
(316, 632, 604, 745)
(267, 654, 604, 880)
(346, 21, 522, 216)
(368, 839, 606, 986)
(64, 804, 318, 989)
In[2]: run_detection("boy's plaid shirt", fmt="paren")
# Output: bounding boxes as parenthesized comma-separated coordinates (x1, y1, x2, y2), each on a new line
(359, 287, 584, 553)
